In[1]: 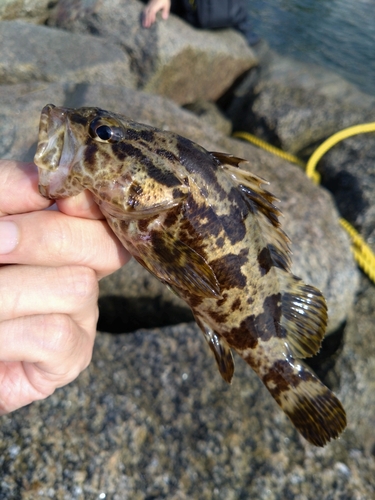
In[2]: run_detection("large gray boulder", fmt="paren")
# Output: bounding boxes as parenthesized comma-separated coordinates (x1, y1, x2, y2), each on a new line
(47, 0, 258, 104)
(225, 52, 375, 155)
(0, 21, 136, 87)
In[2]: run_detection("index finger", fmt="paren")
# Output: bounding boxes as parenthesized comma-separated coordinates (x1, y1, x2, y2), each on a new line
(0, 160, 104, 220)
(0, 160, 51, 216)
(56, 191, 104, 220)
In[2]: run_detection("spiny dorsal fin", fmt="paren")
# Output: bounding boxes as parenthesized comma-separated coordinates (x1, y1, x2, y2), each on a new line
(211, 152, 292, 272)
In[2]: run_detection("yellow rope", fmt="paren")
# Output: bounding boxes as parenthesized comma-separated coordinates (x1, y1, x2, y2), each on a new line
(306, 122, 375, 183)
(232, 131, 305, 168)
(339, 218, 375, 283)
(233, 123, 375, 283)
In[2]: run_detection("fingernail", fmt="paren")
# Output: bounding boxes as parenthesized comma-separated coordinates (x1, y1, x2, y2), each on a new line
(0, 221, 19, 254)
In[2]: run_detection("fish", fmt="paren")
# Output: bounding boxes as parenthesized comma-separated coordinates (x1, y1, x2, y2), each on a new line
(34, 104, 346, 446)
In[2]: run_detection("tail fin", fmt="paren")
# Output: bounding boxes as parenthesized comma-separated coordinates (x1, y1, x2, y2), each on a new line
(262, 359, 346, 446)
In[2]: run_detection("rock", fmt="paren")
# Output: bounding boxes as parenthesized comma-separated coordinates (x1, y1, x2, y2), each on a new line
(0, 81, 221, 161)
(48, 0, 157, 88)
(0, 20, 136, 87)
(183, 99, 232, 136)
(336, 276, 375, 456)
(224, 51, 375, 155)
(0, 82, 68, 160)
(0, 0, 51, 23)
(47, 0, 258, 104)
(0, 321, 374, 498)
(318, 131, 375, 270)
(0, 81, 359, 333)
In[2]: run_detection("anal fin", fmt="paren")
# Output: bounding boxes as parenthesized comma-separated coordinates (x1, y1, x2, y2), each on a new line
(196, 316, 234, 384)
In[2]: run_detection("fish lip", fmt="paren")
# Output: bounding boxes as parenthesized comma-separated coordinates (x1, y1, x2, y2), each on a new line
(34, 104, 79, 199)
(34, 104, 65, 199)
(34, 104, 67, 170)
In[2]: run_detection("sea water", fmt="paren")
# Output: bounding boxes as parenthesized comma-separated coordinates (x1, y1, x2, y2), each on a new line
(247, 0, 375, 96)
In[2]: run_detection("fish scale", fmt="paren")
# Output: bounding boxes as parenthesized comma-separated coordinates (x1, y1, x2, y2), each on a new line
(34, 104, 346, 446)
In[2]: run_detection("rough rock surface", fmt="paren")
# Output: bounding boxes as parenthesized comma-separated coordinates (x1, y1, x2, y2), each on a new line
(0, 311, 374, 499)
(224, 52, 375, 155)
(0, 21, 136, 88)
(0, 0, 51, 22)
(319, 132, 375, 265)
(0, 81, 358, 333)
(47, 0, 258, 104)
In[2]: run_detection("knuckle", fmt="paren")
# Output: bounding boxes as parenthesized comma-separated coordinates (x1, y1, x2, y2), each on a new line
(67, 266, 99, 301)
(39, 313, 95, 381)
(57, 266, 99, 305)
(39, 313, 78, 355)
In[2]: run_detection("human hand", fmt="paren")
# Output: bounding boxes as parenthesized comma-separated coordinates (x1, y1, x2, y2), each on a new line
(142, 0, 171, 28)
(0, 160, 130, 415)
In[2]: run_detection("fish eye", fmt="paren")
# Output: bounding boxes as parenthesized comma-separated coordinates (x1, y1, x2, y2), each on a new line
(96, 125, 112, 141)
(89, 117, 124, 143)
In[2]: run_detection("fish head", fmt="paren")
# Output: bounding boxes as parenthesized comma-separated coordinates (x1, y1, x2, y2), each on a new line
(35, 104, 127, 199)
(34, 104, 189, 217)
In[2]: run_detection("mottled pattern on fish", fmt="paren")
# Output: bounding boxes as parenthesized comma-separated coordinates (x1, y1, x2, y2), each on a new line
(35, 104, 346, 446)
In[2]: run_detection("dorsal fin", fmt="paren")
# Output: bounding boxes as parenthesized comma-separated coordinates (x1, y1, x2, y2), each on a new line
(211, 152, 292, 272)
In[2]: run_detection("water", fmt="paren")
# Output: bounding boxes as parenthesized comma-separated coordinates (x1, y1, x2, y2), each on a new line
(247, 0, 375, 96)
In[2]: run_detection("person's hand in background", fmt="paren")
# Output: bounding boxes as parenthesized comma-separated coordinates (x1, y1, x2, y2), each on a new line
(142, 0, 171, 28)
(0, 160, 130, 415)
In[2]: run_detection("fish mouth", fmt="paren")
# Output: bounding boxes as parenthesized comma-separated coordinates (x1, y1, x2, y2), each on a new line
(34, 104, 79, 199)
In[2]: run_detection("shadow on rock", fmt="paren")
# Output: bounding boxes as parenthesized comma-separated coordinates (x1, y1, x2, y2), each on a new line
(98, 295, 194, 333)
(305, 321, 346, 390)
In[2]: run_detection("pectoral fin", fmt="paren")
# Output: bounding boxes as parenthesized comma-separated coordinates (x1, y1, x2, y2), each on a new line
(136, 231, 221, 299)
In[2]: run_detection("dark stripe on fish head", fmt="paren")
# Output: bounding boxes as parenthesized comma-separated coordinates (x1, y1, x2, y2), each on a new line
(123, 127, 157, 144)
(112, 142, 181, 188)
(156, 148, 179, 163)
(83, 141, 99, 168)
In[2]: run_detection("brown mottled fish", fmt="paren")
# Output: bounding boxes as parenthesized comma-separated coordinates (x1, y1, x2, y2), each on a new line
(34, 104, 346, 446)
